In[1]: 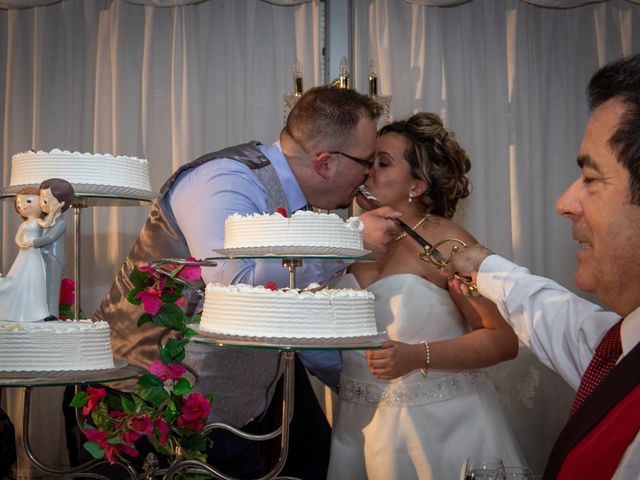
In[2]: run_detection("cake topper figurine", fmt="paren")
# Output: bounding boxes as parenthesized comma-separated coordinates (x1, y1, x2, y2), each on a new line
(19, 178, 75, 320)
(0, 188, 50, 322)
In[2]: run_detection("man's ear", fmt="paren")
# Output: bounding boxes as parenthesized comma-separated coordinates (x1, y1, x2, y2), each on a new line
(313, 152, 336, 180)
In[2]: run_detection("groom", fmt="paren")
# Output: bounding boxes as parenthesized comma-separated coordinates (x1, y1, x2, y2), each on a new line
(21, 178, 75, 320)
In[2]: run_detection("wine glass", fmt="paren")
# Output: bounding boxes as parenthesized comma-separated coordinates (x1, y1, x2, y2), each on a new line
(464, 457, 506, 480)
(503, 466, 534, 480)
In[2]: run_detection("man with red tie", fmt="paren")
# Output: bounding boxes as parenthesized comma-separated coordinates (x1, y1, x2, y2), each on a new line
(444, 54, 640, 479)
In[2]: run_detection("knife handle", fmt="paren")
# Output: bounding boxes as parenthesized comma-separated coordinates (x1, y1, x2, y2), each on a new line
(453, 274, 480, 297)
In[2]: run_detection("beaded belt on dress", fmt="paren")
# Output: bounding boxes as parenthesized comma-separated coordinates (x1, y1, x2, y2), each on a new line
(339, 372, 481, 407)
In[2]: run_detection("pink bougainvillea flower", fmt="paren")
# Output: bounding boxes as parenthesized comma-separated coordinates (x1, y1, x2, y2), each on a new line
(263, 281, 278, 291)
(155, 417, 170, 444)
(135, 288, 162, 316)
(148, 359, 186, 382)
(84, 427, 109, 448)
(177, 415, 206, 431)
(104, 443, 139, 464)
(59, 278, 75, 305)
(180, 392, 211, 422)
(83, 387, 107, 416)
(275, 207, 288, 217)
(174, 296, 184, 307)
(176, 257, 202, 281)
(138, 265, 157, 275)
(128, 414, 154, 435)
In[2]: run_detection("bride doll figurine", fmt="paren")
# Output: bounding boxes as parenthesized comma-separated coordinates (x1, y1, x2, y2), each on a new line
(0, 187, 50, 322)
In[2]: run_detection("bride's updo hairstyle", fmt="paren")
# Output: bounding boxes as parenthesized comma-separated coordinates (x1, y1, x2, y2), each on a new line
(379, 112, 471, 219)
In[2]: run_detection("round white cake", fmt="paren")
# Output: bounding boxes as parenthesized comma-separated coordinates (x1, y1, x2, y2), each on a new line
(8, 149, 153, 195)
(200, 283, 378, 339)
(0, 320, 115, 372)
(223, 210, 365, 253)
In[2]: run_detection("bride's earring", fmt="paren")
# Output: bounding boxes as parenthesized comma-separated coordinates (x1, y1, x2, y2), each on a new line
(408, 192, 413, 204)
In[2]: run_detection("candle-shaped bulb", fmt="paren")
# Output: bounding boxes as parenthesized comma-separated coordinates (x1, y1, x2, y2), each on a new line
(368, 60, 378, 96)
(293, 59, 304, 96)
(338, 56, 351, 89)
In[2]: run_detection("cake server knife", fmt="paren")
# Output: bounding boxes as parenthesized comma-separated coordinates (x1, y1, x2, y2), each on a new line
(357, 185, 479, 296)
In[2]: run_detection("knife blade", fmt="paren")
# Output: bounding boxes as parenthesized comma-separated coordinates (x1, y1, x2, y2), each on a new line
(357, 186, 479, 296)
(357, 186, 448, 264)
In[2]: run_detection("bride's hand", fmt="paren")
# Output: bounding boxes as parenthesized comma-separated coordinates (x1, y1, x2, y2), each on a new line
(366, 340, 422, 380)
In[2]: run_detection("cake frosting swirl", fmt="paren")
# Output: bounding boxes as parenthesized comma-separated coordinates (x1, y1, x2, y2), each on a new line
(200, 283, 377, 339)
(9, 149, 152, 193)
(223, 210, 365, 252)
(0, 320, 115, 371)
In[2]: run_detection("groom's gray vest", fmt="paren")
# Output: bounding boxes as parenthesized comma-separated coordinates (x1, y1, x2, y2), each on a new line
(93, 142, 290, 426)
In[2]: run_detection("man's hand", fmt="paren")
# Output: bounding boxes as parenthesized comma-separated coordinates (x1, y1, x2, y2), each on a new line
(359, 207, 402, 258)
(440, 244, 493, 296)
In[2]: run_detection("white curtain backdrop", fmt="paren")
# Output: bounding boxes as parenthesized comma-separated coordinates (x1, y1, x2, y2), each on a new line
(0, 0, 321, 315)
(1, 0, 640, 476)
(350, 0, 640, 472)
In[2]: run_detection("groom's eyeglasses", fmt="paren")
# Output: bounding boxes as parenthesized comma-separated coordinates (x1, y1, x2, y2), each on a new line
(328, 151, 375, 170)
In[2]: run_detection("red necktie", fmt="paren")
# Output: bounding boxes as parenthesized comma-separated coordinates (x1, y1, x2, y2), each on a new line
(569, 319, 623, 417)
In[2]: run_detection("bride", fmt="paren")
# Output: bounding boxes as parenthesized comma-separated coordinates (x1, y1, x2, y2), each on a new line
(0, 188, 50, 322)
(327, 113, 525, 479)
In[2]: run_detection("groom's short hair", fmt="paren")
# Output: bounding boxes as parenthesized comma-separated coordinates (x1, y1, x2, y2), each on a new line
(39, 178, 75, 213)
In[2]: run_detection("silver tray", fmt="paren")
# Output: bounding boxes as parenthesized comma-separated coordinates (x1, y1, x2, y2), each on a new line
(214, 246, 371, 257)
(193, 330, 387, 350)
(1, 183, 157, 202)
(0, 360, 142, 387)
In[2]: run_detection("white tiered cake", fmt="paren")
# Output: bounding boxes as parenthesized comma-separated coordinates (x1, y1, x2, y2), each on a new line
(0, 320, 115, 372)
(200, 283, 377, 339)
(6, 149, 153, 198)
(222, 210, 365, 255)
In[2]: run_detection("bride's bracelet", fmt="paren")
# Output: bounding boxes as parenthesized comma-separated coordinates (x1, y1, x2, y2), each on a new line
(420, 340, 431, 377)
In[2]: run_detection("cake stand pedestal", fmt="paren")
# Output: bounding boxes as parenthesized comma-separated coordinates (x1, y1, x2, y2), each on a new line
(0, 362, 144, 479)
(154, 255, 383, 480)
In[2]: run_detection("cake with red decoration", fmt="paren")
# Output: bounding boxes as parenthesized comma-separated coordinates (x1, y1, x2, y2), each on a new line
(222, 210, 365, 255)
(199, 283, 377, 339)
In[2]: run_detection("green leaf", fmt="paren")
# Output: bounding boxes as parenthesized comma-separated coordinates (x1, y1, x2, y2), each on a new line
(129, 268, 149, 289)
(70, 391, 88, 408)
(179, 432, 208, 454)
(107, 435, 127, 445)
(183, 327, 198, 339)
(92, 402, 112, 431)
(127, 289, 142, 306)
(160, 338, 188, 364)
(121, 396, 135, 415)
(105, 394, 123, 411)
(187, 314, 201, 325)
(163, 399, 179, 422)
(136, 374, 169, 406)
(154, 303, 185, 330)
(148, 436, 173, 457)
(137, 312, 154, 328)
(84, 441, 105, 459)
(172, 377, 192, 396)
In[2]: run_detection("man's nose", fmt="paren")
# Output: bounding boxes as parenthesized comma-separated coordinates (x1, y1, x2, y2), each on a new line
(555, 178, 583, 217)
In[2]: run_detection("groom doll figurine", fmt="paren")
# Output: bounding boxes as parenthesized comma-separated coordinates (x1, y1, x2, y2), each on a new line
(26, 178, 75, 320)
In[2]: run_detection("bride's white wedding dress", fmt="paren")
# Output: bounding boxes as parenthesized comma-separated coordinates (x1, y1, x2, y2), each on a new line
(327, 273, 524, 480)
(0, 220, 49, 322)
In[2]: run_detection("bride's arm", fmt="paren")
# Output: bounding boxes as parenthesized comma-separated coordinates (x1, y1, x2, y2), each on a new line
(366, 227, 518, 380)
(366, 296, 517, 380)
